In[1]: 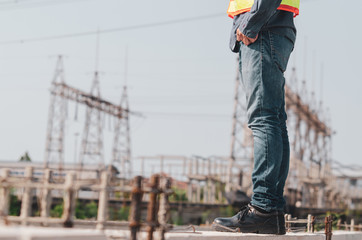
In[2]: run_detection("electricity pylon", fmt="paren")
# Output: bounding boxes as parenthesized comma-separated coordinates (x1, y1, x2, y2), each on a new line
(111, 86, 132, 179)
(44, 55, 67, 172)
(79, 71, 104, 171)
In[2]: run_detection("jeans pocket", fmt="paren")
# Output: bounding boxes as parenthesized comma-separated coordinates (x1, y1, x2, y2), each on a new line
(269, 32, 294, 73)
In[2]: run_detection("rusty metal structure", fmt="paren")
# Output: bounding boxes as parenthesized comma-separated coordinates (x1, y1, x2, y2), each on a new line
(129, 176, 143, 240)
(43, 56, 132, 177)
(325, 215, 333, 240)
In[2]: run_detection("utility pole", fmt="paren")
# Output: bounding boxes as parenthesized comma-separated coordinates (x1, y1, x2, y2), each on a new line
(44, 55, 67, 173)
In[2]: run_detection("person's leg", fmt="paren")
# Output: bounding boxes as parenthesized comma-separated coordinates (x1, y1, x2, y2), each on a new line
(276, 92, 290, 211)
(212, 31, 294, 234)
(239, 31, 294, 212)
(270, 31, 294, 211)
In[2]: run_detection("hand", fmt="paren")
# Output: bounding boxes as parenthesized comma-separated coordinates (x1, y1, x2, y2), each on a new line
(237, 29, 258, 46)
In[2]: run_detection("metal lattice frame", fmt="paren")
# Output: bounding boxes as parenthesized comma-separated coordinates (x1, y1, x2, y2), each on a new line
(285, 67, 333, 208)
(44, 56, 67, 172)
(45, 58, 131, 177)
(112, 86, 132, 179)
(79, 72, 104, 170)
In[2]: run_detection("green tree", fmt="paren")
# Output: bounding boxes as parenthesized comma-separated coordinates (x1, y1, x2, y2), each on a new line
(50, 204, 63, 218)
(75, 201, 86, 219)
(117, 206, 130, 221)
(19, 152, 32, 162)
(169, 188, 187, 202)
(84, 201, 98, 219)
(9, 195, 21, 216)
(75, 201, 98, 219)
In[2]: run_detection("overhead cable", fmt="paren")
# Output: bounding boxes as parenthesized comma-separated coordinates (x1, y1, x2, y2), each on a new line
(0, 13, 224, 45)
(0, 0, 93, 9)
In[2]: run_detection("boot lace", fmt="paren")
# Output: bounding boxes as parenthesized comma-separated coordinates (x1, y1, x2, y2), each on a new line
(237, 204, 253, 221)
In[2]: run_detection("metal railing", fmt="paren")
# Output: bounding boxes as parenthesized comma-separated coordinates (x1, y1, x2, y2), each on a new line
(0, 167, 172, 240)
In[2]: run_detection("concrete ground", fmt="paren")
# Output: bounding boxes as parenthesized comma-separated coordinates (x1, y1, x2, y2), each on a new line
(104, 229, 362, 240)
(1, 226, 362, 240)
(0, 226, 107, 240)
(105, 229, 362, 240)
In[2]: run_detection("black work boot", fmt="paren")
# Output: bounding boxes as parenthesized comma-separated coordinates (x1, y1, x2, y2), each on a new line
(212, 204, 286, 234)
(278, 210, 286, 235)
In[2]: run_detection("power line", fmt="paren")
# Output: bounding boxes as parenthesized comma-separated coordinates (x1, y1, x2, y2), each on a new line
(0, 0, 94, 10)
(0, 13, 224, 45)
(333, 160, 362, 171)
(143, 111, 230, 119)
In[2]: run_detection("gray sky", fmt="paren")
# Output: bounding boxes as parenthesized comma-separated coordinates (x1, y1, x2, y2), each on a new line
(0, 0, 361, 172)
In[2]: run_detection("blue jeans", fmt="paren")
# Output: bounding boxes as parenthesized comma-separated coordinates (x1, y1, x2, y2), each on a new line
(239, 30, 295, 212)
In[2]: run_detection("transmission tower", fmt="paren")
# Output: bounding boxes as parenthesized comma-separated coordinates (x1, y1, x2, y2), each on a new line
(79, 71, 104, 170)
(111, 86, 132, 179)
(44, 55, 67, 171)
(227, 58, 253, 192)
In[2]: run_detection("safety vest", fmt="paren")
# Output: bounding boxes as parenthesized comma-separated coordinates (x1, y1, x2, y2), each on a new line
(227, 0, 300, 18)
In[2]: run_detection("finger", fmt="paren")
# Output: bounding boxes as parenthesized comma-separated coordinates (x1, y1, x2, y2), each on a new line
(244, 38, 252, 46)
(237, 33, 242, 42)
(236, 30, 241, 41)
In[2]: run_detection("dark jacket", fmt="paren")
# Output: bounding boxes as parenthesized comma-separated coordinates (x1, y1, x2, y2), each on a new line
(230, 0, 297, 53)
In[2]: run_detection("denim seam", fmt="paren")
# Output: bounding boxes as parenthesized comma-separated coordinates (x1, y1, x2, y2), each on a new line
(250, 33, 263, 210)
(268, 31, 277, 212)
(269, 32, 287, 73)
(270, 31, 285, 119)
(270, 31, 275, 63)
(259, 32, 269, 203)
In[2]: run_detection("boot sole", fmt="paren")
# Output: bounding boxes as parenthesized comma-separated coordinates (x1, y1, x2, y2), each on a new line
(212, 222, 285, 235)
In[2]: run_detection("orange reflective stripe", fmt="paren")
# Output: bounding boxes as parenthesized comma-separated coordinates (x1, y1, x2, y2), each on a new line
(277, 4, 299, 16)
(228, 8, 251, 18)
(227, 0, 299, 18)
(227, 0, 233, 13)
(227, 0, 234, 18)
